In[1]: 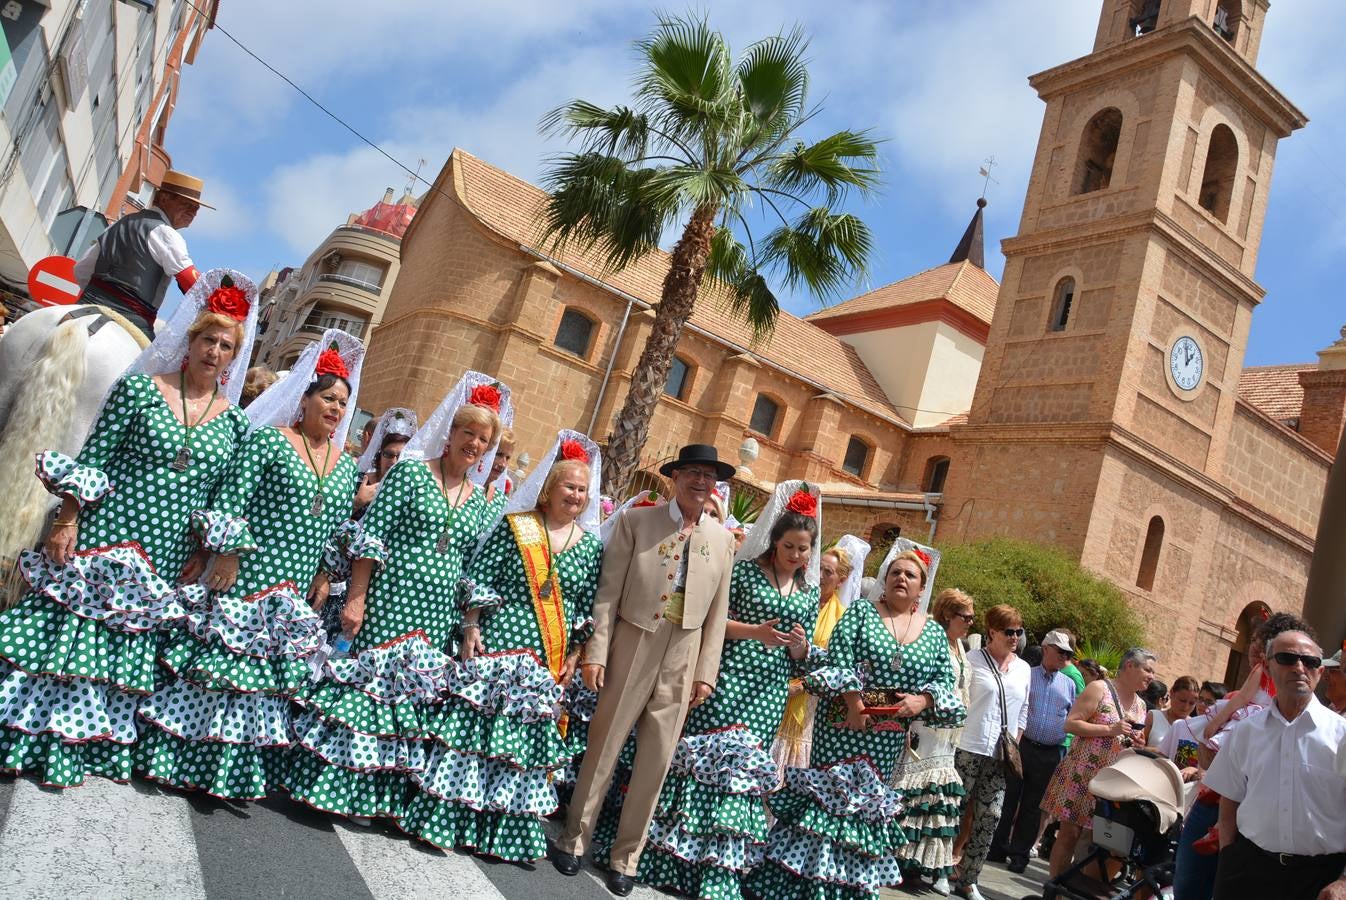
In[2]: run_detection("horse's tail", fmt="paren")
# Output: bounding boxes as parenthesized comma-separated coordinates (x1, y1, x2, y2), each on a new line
(0, 318, 88, 607)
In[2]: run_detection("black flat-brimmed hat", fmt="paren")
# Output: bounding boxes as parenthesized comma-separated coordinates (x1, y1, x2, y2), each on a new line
(659, 444, 735, 480)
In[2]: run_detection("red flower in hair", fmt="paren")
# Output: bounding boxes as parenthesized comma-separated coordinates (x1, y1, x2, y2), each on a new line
(633, 491, 661, 508)
(205, 274, 249, 321)
(315, 343, 349, 379)
(469, 383, 502, 412)
(785, 487, 817, 518)
(560, 438, 590, 463)
(912, 548, 933, 568)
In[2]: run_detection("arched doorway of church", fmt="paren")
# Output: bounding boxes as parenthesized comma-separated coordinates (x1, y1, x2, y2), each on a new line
(627, 469, 665, 501)
(1223, 601, 1272, 688)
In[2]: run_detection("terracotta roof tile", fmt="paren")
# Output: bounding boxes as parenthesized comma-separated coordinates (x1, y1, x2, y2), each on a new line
(450, 149, 908, 426)
(804, 259, 1000, 325)
(1237, 363, 1313, 424)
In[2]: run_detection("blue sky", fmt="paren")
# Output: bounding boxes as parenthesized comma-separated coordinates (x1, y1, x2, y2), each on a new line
(170, 1, 1344, 367)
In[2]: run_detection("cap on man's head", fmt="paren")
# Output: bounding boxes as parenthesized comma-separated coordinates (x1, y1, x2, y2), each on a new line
(1323, 648, 1343, 669)
(1043, 629, 1075, 655)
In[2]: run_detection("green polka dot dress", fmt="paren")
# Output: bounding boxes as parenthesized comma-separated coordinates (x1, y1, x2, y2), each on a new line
(398, 514, 602, 862)
(283, 459, 490, 820)
(135, 425, 356, 800)
(745, 609, 965, 900)
(631, 560, 819, 900)
(0, 373, 248, 788)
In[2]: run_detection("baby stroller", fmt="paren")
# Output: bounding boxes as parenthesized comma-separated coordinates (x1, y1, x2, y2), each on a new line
(1038, 749, 1184, 900)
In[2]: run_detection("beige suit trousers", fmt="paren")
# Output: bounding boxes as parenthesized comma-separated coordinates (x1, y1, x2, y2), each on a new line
(558, 616, 701, 874)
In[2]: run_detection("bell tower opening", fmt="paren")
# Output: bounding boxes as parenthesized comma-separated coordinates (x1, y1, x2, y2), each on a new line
(1198, 124, 1239, 223)
(1075, 108, 1123, 195)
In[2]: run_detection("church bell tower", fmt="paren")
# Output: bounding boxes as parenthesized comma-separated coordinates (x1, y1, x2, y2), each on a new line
(938, 0, 1306, 665)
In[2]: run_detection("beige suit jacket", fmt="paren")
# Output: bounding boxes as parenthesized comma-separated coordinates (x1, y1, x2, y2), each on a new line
(584, 503, 736, 687)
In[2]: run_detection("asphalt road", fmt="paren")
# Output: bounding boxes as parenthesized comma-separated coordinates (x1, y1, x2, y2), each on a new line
(0, 774, 1045, 899)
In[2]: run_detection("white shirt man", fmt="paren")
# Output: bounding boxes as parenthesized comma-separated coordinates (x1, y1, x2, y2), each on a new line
(1204, 630, 1346, 900)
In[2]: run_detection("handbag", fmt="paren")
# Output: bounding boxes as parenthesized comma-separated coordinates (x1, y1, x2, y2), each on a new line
(983, 648, 1023, 779)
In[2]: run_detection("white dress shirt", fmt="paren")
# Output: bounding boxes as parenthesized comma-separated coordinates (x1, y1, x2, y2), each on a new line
(73, 206, 194, 286)
(957, 650, 1031, 757)
(1204, 696, 1346, 856)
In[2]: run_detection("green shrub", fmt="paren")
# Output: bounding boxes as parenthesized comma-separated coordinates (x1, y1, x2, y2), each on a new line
(933, 536, 1145, 651)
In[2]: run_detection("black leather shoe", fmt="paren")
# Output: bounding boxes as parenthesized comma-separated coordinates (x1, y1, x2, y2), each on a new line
(1007, 855, 1028, 874)
(985, 848, 1008, 864)
(606, 871, 635, 896)
(548, 845, 580, 876)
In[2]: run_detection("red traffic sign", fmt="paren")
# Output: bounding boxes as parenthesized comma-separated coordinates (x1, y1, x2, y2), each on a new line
(28, 255, 81, 306)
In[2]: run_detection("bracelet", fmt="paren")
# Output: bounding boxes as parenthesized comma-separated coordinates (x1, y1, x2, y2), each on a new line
(52, 519, 78, 528)
(461, 622, 481, 631)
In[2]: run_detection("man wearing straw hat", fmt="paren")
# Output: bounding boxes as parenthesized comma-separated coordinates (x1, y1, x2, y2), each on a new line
(73, 169, 210, 339)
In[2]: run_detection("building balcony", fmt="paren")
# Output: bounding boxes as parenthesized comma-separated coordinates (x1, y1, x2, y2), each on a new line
(319, 225, 402, 262)
(316, 272, 381, 294)
(297, 277, 383, 317)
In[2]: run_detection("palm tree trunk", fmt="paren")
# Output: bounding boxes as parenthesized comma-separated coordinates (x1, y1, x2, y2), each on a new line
(602, 203, 718, 498)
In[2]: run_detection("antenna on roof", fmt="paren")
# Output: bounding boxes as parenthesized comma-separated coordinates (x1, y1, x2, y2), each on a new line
(978, 156, 999, 200)
(405, 158, 427, 195)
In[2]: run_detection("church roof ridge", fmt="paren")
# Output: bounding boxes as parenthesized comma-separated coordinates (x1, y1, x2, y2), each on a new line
(442, 147, 911, 428)
(804, 257, 999, 326)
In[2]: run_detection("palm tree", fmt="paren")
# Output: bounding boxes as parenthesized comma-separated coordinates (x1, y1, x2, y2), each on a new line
(540, 13, 880, 498)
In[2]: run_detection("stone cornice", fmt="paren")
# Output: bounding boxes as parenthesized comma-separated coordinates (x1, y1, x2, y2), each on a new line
(1029, 17, 1307, 138)
(949, 419, 1316, 552)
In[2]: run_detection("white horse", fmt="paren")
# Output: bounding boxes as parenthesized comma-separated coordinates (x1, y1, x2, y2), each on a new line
(0, 304, 145, 577)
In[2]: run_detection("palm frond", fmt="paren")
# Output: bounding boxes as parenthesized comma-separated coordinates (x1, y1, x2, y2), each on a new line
(634, 13, 736, 141)
(735, 26, 810, 147)
(765, 130, 881, 203)
(761, 207, 873, 300)
(644, 164, 746, 210)
(540, 101, 653, 161)
(538, 153, 674, 271)
(707, 226, 779, 341)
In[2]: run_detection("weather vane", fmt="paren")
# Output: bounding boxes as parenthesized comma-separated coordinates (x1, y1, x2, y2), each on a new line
(978, 156, 999, 200)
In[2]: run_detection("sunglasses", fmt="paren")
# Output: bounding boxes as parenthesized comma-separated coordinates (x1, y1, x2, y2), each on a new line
(1002, 628, 1025, 638)
(954, 612, 975, 623)
(379, 449, 402, 459)
(1272, 651, 1322, 670)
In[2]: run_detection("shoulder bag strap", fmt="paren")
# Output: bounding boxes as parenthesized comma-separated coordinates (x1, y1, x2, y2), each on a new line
(1103, 678, 1125, 720)
(983, 648, 1010, 730)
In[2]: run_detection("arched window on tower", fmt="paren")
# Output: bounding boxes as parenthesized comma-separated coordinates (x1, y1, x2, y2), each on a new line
(1198, 124, 1238, 224)
(1074, 108, 1123, 195)
(1050, 277, 1076, 332)
(1213, 0, 1239, 42)
(1136, 515, 1164, 591)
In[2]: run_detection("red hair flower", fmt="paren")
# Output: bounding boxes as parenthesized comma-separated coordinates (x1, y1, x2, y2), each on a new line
(315, 343, 349, 379)
(785, 486, 817, 519)
(912, 548, 933, 568)
(469, 383, 502, 412)
(633, 491, 661, 508)
(559, 438, 590, 463)
(205, 274, 249, 321)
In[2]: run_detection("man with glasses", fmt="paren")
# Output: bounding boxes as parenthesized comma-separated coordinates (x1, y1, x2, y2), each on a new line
(1204, 629, 1346, 900)
(990, 629, 1079, 873)
(552, 444, 737, 897)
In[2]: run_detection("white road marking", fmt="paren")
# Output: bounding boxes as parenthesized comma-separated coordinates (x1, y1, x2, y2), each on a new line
(333, 820, 506, 900)
(0, 778, 206, 900)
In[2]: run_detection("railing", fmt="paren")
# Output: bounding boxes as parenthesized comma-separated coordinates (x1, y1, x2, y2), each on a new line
(315, 272, 382, 294)
(333, 224, 402, 244)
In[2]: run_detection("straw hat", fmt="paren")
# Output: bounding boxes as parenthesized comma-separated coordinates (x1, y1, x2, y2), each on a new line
(157, 170, 214, 209)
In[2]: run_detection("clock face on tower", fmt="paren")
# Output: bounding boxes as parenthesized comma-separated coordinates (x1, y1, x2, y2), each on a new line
(1169, 335, 1204, 393)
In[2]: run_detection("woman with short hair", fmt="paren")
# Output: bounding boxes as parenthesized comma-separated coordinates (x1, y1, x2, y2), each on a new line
(0, 269, 259, 788)
(950, 604, 1031, 900)
(895, 588, 975, 894)
(1041, 646, 1156, 880)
